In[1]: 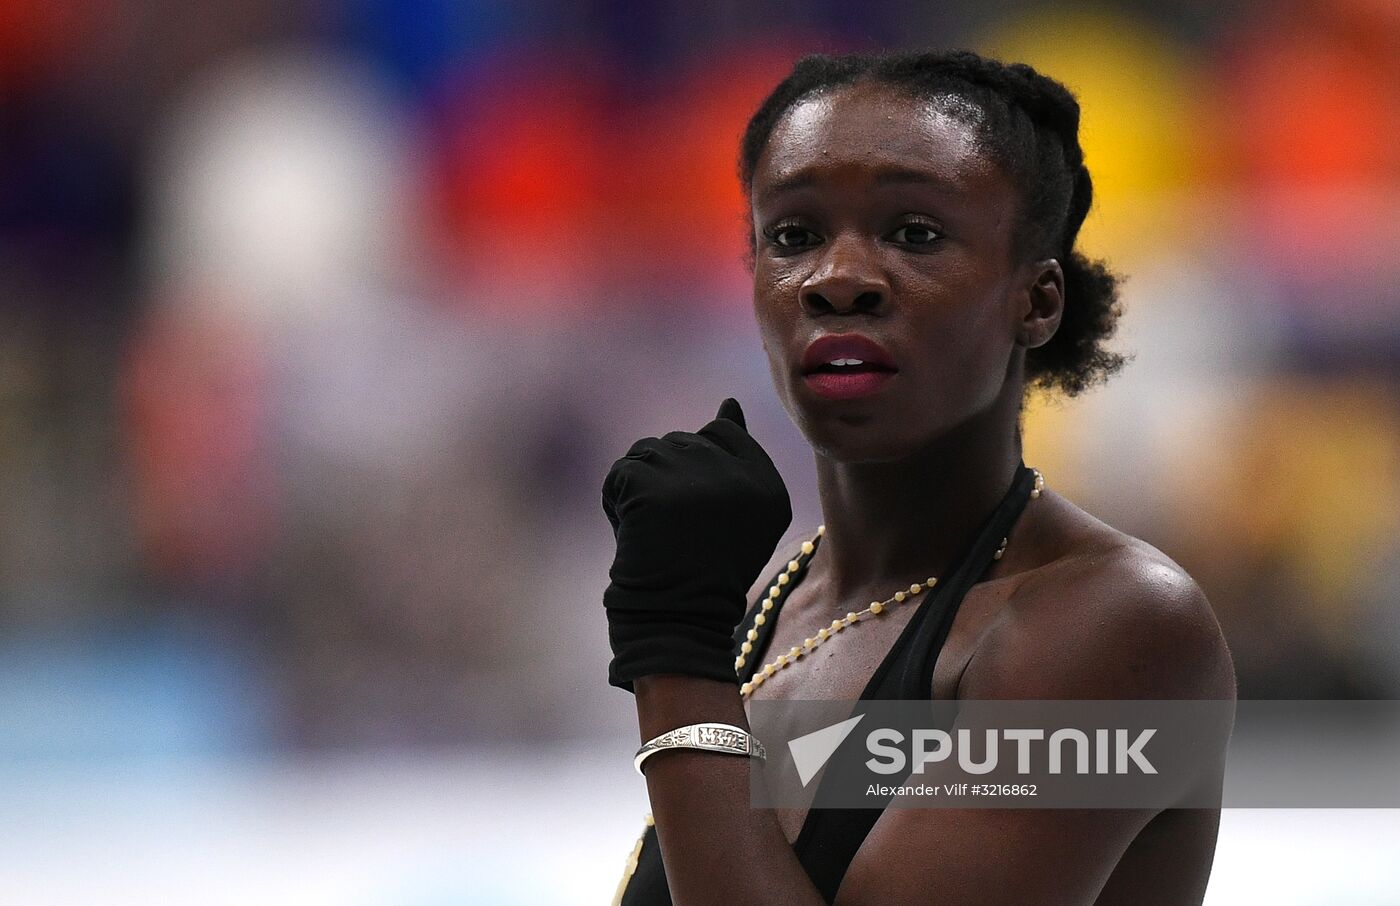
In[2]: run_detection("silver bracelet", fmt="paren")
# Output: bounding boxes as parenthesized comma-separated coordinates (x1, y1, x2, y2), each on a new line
(633, 722, 767, 776)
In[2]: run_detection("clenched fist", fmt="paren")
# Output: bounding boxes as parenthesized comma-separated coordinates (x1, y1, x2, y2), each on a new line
(602, 398, 792, 691)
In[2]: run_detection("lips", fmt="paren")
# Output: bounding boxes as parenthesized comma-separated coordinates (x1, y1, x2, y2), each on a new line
(799, 333, 898, 401)
(800, 333, 897, 374)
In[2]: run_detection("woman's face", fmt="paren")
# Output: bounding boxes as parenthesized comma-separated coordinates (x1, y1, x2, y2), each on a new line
(749, 81, 1051, 463)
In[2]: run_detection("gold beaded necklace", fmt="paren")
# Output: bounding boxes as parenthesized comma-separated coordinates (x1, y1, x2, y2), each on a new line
(735, 468, 1044, 698)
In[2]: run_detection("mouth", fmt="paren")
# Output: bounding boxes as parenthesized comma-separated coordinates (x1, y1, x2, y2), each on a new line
(799, 333, 898, 401)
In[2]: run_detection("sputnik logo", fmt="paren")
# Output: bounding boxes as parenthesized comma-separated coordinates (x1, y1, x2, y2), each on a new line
(787, 714, 866, 786)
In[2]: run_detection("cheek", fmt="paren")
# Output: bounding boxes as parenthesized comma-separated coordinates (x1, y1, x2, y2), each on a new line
(898, 265, 1016, 410)
(755, 256, 806, 294)
(751, 266, 807, 412)
(751, 263, 803, 341)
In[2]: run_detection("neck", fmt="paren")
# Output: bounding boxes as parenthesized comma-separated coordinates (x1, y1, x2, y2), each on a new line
(810, 394, 1023, 601)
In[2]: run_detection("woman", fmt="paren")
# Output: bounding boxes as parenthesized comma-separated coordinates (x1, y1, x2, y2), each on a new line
(602, 50, 1235, 905)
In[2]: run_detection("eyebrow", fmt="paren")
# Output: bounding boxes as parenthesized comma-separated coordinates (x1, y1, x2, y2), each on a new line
(759, 164, 961, 201)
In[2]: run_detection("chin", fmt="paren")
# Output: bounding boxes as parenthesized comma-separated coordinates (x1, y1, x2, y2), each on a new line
(792, 406, 926, 464)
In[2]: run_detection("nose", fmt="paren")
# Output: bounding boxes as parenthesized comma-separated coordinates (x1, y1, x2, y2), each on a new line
(799, 234, 889, 316)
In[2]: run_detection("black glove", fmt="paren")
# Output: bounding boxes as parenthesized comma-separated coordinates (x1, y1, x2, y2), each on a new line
(602, 398, 792, 692)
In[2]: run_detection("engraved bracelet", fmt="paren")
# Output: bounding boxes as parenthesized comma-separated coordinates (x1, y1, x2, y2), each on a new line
(633, 722, 767, 776)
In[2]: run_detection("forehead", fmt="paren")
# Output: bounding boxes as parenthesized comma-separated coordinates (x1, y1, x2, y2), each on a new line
(751, 81, 1004, 205)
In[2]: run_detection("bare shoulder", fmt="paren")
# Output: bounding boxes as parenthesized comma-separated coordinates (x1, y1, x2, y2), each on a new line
(962, 495, 1237, 702)
(838, 499, 1234, 906)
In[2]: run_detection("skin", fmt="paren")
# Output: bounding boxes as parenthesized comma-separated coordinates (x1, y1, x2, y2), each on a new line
(631, 81, 1236, 905)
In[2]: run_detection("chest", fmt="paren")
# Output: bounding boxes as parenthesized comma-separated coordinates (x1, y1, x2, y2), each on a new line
(738, 577, 1015, 844)
(743, 574, 1017, 705)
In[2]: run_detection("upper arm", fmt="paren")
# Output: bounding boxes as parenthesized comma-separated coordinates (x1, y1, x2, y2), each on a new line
(834, 549, 1236, 906)
(838, 806, 1149, 906)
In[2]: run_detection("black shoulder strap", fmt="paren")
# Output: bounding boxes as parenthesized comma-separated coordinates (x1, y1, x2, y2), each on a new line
(883, 462, 1037, 701)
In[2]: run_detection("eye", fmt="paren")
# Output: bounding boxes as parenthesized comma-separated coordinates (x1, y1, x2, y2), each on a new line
(766, 223, 821, 250)
(888, 222, 942, 246)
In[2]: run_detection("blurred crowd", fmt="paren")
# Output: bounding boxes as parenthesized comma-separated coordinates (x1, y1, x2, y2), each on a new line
(1, 0, 1398, 756)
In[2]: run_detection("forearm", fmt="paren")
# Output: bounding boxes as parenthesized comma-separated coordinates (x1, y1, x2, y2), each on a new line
(634, 675, 826, 906)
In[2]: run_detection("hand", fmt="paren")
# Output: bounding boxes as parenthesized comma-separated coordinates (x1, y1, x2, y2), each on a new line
(602, 398, 792, 691)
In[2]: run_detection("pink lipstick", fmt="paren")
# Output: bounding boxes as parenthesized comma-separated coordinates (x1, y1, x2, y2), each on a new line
(799, 334, 898, 400)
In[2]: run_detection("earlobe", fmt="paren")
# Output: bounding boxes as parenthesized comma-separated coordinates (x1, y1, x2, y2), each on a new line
(1021, 258, 1065, 350)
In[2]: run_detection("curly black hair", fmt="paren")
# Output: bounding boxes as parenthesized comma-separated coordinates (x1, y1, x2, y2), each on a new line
(738, 50, 1127, 397)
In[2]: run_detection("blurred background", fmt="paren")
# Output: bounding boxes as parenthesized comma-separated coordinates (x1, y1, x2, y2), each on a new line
(1, 0, 1397, 902)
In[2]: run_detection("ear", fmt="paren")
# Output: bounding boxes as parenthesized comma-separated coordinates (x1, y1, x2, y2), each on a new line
(1018, 258, 1064, 349)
